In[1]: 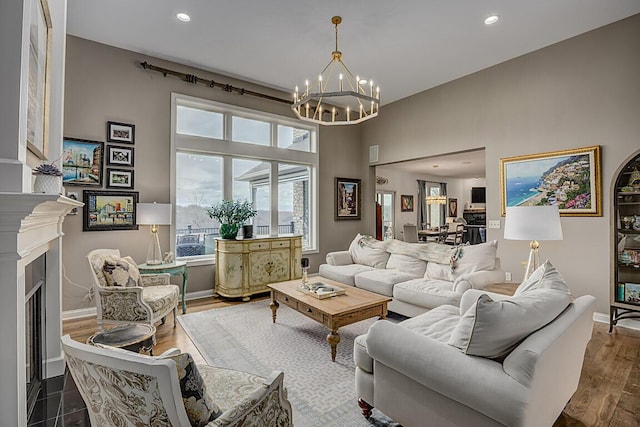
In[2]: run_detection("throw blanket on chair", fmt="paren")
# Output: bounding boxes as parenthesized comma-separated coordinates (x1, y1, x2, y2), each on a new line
(359, 236, 463, 272)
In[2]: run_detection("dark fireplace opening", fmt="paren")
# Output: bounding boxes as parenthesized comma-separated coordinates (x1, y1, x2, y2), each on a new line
(25, 253, 46, 420)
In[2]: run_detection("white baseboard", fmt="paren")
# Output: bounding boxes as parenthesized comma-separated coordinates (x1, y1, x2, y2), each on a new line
(62, 290, 218, 320)
(593, 311, 640, 331)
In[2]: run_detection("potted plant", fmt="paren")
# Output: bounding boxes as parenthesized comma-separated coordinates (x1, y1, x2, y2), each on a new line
(207, 199, 257, 239)
(33, 162, 63, 194)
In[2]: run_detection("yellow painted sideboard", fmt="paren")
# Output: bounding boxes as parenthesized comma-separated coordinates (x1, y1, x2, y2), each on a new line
(215, 236, 302, 301)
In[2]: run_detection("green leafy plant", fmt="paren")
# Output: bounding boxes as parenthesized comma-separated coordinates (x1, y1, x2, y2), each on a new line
(33, 163, 63, 176)
(207, 199, 257, 226)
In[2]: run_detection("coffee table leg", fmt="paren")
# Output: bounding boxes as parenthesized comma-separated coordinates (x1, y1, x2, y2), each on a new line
(269, 293, 279, 323)
(327, 328, 340, 362)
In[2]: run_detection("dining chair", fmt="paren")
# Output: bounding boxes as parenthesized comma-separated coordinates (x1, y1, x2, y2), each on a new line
(403, 223, 419, 243)
(437, 224, 450, 244)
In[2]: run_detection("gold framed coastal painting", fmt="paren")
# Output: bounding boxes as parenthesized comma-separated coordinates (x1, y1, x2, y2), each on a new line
(500, 146, 601, 216)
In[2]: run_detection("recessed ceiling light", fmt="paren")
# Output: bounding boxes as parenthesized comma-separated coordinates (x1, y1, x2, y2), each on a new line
(432, 165, 439, 168)
(462, 161, 472, 164)
(484, 15, 499, 25)
(177, 13, 191, 22)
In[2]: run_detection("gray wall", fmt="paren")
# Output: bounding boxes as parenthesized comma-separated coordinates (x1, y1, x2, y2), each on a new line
(62, 36, 366, 311)
(363, 14, 640, 314)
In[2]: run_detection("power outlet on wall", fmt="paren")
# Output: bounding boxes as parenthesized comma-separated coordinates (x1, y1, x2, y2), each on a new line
(488, 220, 501, 229)
(505, 272, 512, 282)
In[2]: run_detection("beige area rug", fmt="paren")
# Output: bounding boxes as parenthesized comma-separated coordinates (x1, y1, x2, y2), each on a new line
(177, 299, 400, 427)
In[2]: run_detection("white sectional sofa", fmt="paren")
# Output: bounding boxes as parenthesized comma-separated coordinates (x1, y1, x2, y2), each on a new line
(319, 234, 505, 317)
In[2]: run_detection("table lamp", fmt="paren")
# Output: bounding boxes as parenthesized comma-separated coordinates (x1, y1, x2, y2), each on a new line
(504, 205, 563, 280)
(137, 203, 172, 265)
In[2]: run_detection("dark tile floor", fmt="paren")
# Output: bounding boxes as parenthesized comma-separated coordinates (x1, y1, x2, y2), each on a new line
(27, 370, 89, 427)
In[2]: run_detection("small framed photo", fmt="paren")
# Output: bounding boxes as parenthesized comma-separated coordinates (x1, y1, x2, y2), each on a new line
(107, 121, 135, 144)
(62, 137, 104, 186)
(400, 195, 414, 212)
(83, 190, 139, 231)
(335, 177, 361, 220)
(624, 283, 640, 305)
(106, 145, 134, 167)
(106, 168, 134, 189)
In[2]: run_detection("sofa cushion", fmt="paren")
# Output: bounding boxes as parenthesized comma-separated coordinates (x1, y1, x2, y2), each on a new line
(386, 254, 427, 277)
(102, 256, 142, 287)
(399, 305, 461, 343)
(424, 262, 451, 281)
(318, 263, 375, 286)
(450, 240, 498, 280)
(447, 288, 572, 358)
(393, 278, 462, 310)
(349, 234, 390, 268)
(355, 270, 419, 296)
(514, 260, 571, 296)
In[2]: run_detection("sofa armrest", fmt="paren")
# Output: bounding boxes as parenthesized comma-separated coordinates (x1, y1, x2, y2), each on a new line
(366, 321, 527, 424)
(459, 289, 514, 314)
(453, 268, 506, 293)
(326, 251, 353, 266)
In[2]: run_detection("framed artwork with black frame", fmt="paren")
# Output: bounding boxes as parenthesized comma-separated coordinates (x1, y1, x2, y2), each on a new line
(62, 137, 104, 186)
(335, 177, 361, 220)
(400, 195, 414, 212)
(107, 121, 135, 144)
(106, 145, 134, 167)
(106, 168, 134, 189)
(83, 190, 139, 231)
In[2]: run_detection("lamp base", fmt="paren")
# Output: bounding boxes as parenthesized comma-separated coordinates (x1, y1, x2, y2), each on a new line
(146, 230, 163, 265)
(523, 240, 540, 281)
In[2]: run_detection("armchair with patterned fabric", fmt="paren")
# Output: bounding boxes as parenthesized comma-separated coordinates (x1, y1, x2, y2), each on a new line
(62, 335, 293, 427)
(87, 248, 179, 330)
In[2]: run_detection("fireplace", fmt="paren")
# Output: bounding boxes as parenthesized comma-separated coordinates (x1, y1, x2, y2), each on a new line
(0, 194, 82, 426)
(25, 254, 46, 418)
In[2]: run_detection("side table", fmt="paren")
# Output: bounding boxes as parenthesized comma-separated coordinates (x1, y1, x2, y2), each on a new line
(87, 324, 157, 355)
(484, 282, 518, 296)
(138, 261, 188, 314)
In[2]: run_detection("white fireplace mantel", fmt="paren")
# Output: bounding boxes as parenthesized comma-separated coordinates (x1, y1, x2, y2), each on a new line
(0, 193, 82, 426)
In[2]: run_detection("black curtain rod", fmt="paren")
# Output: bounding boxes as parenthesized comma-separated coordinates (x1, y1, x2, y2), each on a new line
(140, 61, 292, 105)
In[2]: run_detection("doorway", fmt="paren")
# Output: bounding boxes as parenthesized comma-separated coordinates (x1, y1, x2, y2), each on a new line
(376, 191, 395, 240)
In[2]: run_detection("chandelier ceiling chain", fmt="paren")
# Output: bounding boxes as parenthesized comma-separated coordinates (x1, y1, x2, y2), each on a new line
(292, 16, 380, 126)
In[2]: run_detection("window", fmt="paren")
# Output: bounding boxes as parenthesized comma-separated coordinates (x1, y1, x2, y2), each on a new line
(172, 94, 318, 260)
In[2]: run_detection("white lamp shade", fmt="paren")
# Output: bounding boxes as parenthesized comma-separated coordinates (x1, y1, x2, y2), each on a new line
(137, 203, 172, 225)
(504, 206, 563, 241)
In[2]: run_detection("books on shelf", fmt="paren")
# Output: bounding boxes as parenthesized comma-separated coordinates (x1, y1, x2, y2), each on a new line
(297, 282, 346, 299)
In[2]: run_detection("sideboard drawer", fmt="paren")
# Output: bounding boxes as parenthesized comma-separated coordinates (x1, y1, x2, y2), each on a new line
(298, 302, 324, 323)
(248, 241, 270, 251)
(218, 242, 243, 252)
(271, 240, 290, 248)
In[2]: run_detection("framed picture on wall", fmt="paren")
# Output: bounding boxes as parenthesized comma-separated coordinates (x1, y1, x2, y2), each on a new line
(106, 168, 134, 189)
(83, 190, 139, 231)
(499, 145, 601, 216)
(448, 198, 458, 217)
(62, 138, 104, 186)
(335, 177, 361, 220)
(400, 195, 414, 212)
(106, 145, 134, 167)
(107, 121, 135, 144)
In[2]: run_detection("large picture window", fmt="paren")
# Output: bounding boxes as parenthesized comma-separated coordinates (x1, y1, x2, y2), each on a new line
(172, 94, 318, 260)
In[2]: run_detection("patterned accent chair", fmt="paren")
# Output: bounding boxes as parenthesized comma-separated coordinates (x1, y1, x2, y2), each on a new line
(61, 335, 293, 427)
(87, 249, 179, 330)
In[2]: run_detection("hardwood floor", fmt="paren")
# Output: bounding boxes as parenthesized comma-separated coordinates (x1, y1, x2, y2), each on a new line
(62, 296, 640, 427)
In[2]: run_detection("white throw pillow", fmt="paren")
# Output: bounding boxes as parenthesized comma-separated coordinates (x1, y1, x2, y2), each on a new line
(348, 234, 390, 268)
(386, 253, 427, 277)
(447, 289, 571, 358)
(450, 240, 498, 279)
(425, 261, 451, 281)
(515, 260, 570, 296)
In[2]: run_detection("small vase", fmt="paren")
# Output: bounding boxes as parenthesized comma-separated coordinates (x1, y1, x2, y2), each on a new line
(219, 223, 240, 239)
(242, 224, 254, 239)
(33, 175, 62, 194)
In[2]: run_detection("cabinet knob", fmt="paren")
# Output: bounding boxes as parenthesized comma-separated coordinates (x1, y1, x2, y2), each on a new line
(284, 297, 288, 301)
(306, 308, 312, 313)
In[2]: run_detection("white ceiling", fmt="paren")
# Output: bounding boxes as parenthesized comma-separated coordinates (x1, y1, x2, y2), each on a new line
(379, 149, 487, 179)
(66, 1, 640, 177)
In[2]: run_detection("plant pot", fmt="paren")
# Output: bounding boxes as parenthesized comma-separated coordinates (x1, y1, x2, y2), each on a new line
(242, 224, 254, 239)
(219, 223, 240, 239)
(33, 175, 62, 194)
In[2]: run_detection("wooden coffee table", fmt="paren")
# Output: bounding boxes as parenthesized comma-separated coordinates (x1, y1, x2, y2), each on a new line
(268, 278, 391, 362)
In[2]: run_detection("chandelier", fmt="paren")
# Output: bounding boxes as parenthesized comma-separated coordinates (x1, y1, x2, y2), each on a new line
(292, 16, 380, 126)
(426, 195, 447, 205)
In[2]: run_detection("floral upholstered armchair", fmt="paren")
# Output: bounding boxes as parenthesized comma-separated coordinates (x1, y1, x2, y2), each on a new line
(87, 249, 179, 330)
(61, 335, 293, 427)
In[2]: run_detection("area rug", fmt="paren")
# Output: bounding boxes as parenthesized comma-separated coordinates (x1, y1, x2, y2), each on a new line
(177, 299, 400, 427)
